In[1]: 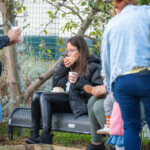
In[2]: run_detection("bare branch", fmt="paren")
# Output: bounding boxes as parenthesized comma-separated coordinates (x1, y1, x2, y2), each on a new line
(104, 0, 113, 3)
(83, 34, 97, 43)
(69, 0, 79, 11)
(40, 9, 59, 34)
(17, 0, 24, 11)
(58, 2, 84, 23)
(46, 0, 66, 14)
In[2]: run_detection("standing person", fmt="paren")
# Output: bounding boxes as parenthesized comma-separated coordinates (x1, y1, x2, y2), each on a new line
(101, 0, 150, 150)
(26, 36, 103, 144)
(0, 28, 21, 121)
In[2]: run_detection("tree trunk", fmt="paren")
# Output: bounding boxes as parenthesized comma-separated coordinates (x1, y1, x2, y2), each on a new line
(77, 9, 98, 36)
(77, 0, 100, 36)
(0, 0, 24, 108)
(0, 0, 100, 104)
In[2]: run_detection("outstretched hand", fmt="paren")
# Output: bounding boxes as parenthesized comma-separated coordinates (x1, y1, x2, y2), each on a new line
(7, 28, 21, 43)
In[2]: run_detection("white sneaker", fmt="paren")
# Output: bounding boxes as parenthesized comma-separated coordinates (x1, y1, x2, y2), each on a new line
(97, 124, 109, 134)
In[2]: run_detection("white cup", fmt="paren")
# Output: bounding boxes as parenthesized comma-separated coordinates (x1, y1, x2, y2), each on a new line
(69, 72, 78, 83)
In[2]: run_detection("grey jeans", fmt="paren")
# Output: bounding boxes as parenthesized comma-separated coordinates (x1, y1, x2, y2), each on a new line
(87, 96, 106, 143)
(87, 96, 145, 143)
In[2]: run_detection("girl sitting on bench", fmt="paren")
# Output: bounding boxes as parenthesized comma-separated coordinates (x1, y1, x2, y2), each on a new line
(26, 36, 104, 144)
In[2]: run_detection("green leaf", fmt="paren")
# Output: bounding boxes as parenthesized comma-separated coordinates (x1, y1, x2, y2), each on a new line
(47, 11, 54, 18)
(39, 44, 43, 48)
(90, 31, 96, 35)
(57, 40, 62, 46)
(81, 1, 86, 6)
(44, 30, 48, 35)
(17, 9, 22, 14)
(47, 49, 52, 53)
(84, 7, 90, 12)
(88, 0, 95, 9)
(60, 38, 64, 42)
(50, 59, 54, 62)
(51, 0, 56, 2)
(88, 0, 92, 8)
(97, 0, 102, 9)
(47, 54, 52, 58)
(59, 47, 65, 52)
(6, 0, 9, 6)
(23, 6, 26, 11)
(62, 14, 66, 18)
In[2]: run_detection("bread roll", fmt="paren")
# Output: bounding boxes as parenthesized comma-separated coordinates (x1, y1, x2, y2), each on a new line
(52, 87, 64, 92)
(65, 57, 75, 64)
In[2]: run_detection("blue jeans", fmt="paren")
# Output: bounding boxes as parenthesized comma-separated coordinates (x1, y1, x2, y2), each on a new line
(113, 72, 150, 150)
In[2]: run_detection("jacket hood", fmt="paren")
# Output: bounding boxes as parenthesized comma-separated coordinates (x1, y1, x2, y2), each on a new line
(88, 55, 101, 64)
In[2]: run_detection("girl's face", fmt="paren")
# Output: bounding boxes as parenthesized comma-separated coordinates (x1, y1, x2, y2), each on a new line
(66, 42, 80, 61)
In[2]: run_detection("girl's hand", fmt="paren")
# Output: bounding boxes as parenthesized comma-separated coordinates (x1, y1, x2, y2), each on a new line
(92, 85, 107, 98)
(64, 57, 75, 68)
(68, 72, 78, 84)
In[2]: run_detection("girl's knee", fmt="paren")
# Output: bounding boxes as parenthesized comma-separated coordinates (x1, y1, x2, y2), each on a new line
(87, 96, 97, 110)
(32, 92, 41, 104)
(93, 99, 104, 115)
(39, 93, 47, 104)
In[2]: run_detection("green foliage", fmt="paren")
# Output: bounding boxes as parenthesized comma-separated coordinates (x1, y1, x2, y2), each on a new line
(11, 1, 27, 16)
(88, 0, 95, 9)
(47, 11, 54, 18)
(81, 1, 87, 6)
(138, 0, 150, 5)
(53, 131, 91, 147)
(44, 30, 48, 35)
(61, 21, 77, 33)
(57, 38, 65, 47)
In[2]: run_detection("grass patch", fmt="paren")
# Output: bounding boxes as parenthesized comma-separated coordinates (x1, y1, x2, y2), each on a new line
(1, 121, 150, 149)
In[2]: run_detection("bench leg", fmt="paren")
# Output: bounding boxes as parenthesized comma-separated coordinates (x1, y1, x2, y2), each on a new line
(8, 126, 13, 140)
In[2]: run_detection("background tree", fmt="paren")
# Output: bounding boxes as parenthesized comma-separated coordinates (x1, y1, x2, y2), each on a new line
(0, 0, 24, 110)
(0, 0, 150, 108)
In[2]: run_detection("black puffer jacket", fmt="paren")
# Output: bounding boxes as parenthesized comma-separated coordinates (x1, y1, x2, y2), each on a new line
(53, 55, 103, 118)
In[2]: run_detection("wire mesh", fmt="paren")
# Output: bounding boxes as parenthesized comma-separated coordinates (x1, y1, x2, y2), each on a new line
(0, 0, 95, 61)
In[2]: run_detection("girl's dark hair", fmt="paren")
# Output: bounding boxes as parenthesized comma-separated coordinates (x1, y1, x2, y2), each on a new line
(113, 0, 137, 10)
(66, 36, 89, 76)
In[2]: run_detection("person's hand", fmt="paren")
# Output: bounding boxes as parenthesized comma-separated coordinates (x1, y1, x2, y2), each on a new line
(64, 57, 75, 68)
(7, 28, 21, 43)
(68, 72, 78, 84)
(92, 85, 107, 98)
